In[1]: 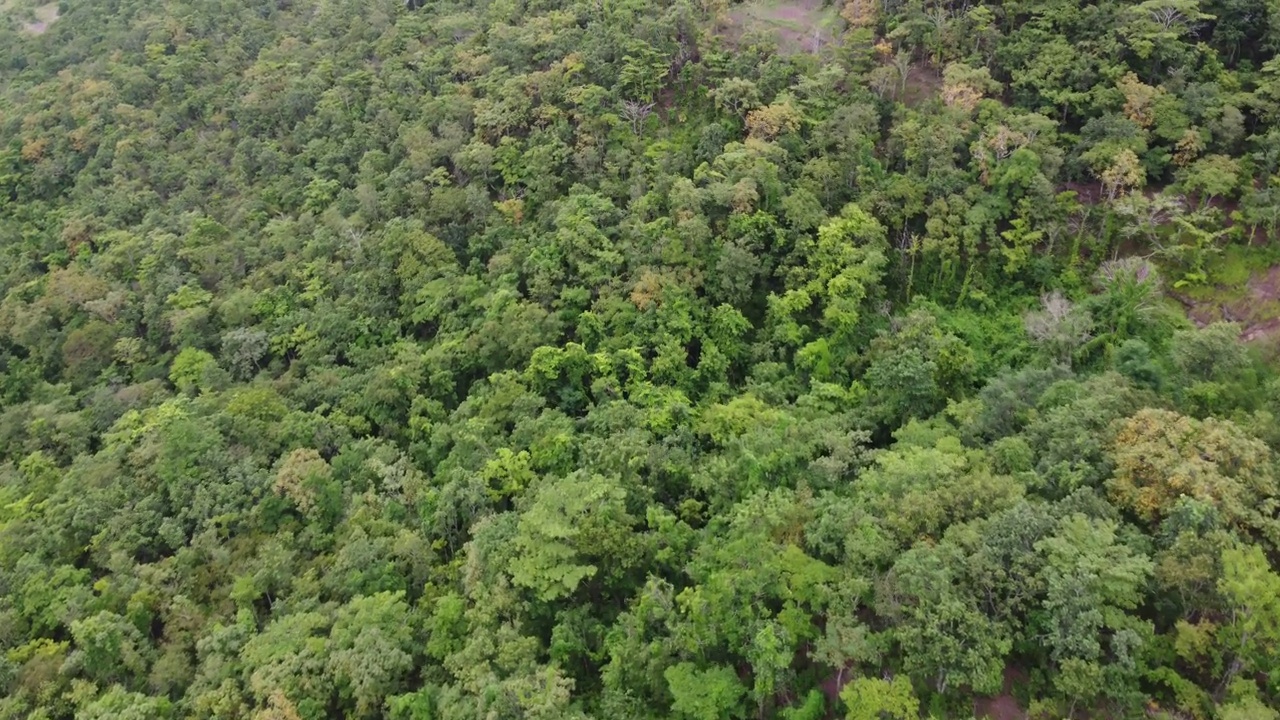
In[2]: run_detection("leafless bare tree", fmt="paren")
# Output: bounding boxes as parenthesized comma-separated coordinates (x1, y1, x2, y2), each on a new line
(1149, 6, 1185, 30)
(619, 100, 655, 136)
(1025, 291, 1093, 365)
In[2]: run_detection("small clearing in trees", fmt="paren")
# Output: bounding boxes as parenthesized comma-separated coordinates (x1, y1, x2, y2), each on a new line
(3, 0, 59, 34)
(972, 666, 1028, 720)
(24, 3, 59, 33)
(723, 0, 842, 54)
(901, 63, 943, 106)
(1168, 244, 1280, 347)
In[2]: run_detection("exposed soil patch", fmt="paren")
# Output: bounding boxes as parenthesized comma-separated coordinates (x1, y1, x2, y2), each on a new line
(7, 0, 59, 34)
(975, 694, 1026, 720)
(901, 64, 943, 107)
(1059, 180, 1107, 205)
(973, 666, 1028, 720)
(771, 4, 812, 21)
(817, 663, 851, 705)
(1172, 264, 1280, 344)
(1242, 318, 1280, 343)
(725, 0, 843, 54)
(1250, 264, 1280, 300)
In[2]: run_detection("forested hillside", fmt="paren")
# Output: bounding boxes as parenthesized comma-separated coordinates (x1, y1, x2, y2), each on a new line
(4, 0, 1280, 716)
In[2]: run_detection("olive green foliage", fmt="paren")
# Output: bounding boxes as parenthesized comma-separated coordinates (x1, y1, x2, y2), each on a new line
(3, 0, 1280, 717)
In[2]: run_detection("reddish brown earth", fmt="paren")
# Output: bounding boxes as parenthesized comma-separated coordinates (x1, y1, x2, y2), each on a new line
(973, 666, 1028, 720)
(1172, 264, 1280, 347)
(902, 65, 943, 106)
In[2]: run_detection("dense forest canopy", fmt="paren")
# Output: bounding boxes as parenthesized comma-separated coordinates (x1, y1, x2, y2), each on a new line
(4, 0, 1280, 716)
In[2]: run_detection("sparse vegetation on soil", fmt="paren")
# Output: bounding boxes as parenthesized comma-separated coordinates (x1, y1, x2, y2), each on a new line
(725, 0, 842, 54)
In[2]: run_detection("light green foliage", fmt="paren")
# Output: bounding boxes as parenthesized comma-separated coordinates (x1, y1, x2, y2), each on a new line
(780, 689, 825, 720)
(665, 662, 745, 720)
(328, 592, 417, 716)
(509, 473, 631, 600)
(1, 0, 1280, 715)
(841, 675, 919, 720)
(68, 612, 149, 685)
(1036, 515, 1154, 704)
(1170, 322, 1249, 382)
(1218, 545, 1280, 679)
(857, 435, 1021, 543)
(76, 686, 173, 720)
(169, 347, 218, 394)
(1181, 154, 1241, 203)
(885, 542, 1011, 694)
(1220, 697, 1280, 720)
(677, 491, 840, 658)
